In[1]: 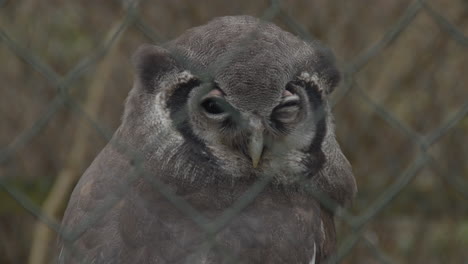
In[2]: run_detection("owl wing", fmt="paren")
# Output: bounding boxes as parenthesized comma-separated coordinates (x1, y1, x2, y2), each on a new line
(58, 143, 127, 263)
(59, 139, 205, 264)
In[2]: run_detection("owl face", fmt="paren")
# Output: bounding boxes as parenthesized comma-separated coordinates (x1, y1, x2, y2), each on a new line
(125, 16, 341, 182)
(183, 73, 322, 170)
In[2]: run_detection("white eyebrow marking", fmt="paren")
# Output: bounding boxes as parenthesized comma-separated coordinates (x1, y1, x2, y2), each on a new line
(309, 242, 316, 264)
(298, 71, 325, 95)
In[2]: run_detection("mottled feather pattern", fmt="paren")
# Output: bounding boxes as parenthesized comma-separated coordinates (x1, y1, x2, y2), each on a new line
(59, 16, 356, 264)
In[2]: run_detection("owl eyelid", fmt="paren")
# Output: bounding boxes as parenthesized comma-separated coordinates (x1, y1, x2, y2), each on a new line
(206, 87, 225, 97)
(277, 94, 300, 109)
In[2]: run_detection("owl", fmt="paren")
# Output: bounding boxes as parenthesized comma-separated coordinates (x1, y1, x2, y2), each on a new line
(58, 16, 356, 264)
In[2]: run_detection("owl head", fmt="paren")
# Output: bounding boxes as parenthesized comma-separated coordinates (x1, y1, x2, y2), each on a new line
(118, 16, 355, 205)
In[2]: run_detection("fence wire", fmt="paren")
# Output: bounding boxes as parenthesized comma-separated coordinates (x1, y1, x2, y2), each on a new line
(0, 0, 467, 263)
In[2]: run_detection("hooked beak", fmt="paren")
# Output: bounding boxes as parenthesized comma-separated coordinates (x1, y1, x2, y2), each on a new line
(249, 128, 264, 168)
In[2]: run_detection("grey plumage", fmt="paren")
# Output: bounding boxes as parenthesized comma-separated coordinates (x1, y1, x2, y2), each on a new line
(59, 16, 356, 264)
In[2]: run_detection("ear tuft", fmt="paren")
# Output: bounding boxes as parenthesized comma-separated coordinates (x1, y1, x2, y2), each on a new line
(132, 44, 178, 92)
(309, 43, 341, 94)
(322, 65, 341, 95)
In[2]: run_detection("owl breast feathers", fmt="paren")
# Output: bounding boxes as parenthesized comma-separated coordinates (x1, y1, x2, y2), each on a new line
(59, 15, 356, 264)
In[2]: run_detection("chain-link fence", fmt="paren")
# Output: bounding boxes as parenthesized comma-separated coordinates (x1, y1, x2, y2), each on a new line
(0, 0, 467, 263)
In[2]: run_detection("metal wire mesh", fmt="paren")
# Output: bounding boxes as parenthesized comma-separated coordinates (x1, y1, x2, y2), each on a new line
(0, 0, 467, 263)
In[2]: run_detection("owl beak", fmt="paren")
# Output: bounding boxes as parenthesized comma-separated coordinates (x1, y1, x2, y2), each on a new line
(249, 129, 264, 168)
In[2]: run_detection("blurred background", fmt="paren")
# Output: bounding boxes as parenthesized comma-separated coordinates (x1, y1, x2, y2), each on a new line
(0, 0, 467, 263)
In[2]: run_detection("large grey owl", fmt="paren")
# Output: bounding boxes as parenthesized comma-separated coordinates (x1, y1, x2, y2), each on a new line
(59, 16, 357, 264)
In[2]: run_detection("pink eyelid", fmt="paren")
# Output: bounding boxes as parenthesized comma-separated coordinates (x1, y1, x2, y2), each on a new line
(282, 90, 293, 97)
(207, 89, 223, 97)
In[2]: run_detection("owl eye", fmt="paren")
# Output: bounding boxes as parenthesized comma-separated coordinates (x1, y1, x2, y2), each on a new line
(272, 92, 301, 124)
(201, 98, 225, 115)
(279, 94, 300, 108)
